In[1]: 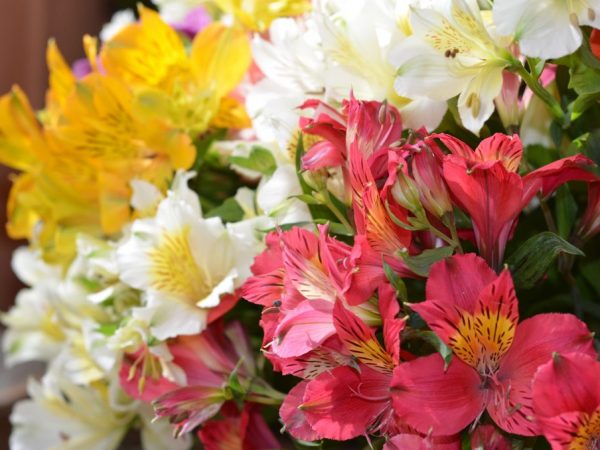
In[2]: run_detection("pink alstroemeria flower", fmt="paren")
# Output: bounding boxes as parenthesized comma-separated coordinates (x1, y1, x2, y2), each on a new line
(392, 254, 596, 437)
(533, 352, 600, 449)
(290, 285, 405, 440)
(120, 321, 256, 436)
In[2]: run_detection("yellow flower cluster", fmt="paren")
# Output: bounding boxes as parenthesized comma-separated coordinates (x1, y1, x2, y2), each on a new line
(0, 6, 254, 265)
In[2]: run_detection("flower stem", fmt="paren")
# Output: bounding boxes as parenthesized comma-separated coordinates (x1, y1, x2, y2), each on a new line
(321, 189, 353, 233)
(514, 63, 567, 128)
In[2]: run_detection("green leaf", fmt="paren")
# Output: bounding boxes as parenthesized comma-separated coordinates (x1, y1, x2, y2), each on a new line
(205, 198, 244, 222)
(383, 259, 408, 301)
(402, 246, 455, 277)
(292, 194, 322, 205)
(569, 63, 600, 96)
(556, 185, 578, 239)
(507, 232, 585, 289)
(419, 330, 453, 370)
(229, 146, 277, 176)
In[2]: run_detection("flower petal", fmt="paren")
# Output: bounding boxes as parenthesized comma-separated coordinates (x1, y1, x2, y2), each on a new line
(489, 314, 596, 436)
(391, 354, 485, 436)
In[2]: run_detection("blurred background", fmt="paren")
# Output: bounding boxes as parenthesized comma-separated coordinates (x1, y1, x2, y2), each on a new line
(0, 0, 142, 446)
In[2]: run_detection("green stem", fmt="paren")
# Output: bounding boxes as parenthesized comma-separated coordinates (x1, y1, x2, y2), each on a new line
(321, 189, 353, 234)
(514, 64, 567, 127)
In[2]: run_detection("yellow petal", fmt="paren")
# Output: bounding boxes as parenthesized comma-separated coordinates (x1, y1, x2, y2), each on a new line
(210, 96, 251, 129)
(100, 6, 188, 89)
(0, 87, 43, 171)
(46, 39, 76, 111)
(191, 23, 251, 98)
(214, 0, 311, 32)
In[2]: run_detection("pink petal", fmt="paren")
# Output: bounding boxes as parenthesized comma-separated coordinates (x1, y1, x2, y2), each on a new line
(471, 424, 512, 450)
(272, 299, 335, 358)
(302, 140, 345, 170)
(280, 381, 321, 441)
(535, 409, 595, 450)
(242, 269, 284, 306)
(119, 353, 180, 403)
(385, 433, 461, 450)
(533, 352, 600, 418)
(425, 253, 497, 311)
(302, 365, 392, 440)
(489, 314, 596, 436)
(391, 355, 485, 436)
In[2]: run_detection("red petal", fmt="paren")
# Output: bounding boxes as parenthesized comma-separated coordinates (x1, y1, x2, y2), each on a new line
(470, 425, 512, 450)
(280, 381, 321, 441)
(391, 355, 485, 436)
(333, 299, 394, 372)
(474, 133, 522, 172)
(302, 365, 392, 440)
(242, 269, 284, 306)
(523, 154, 597, 201)
(385, 433, 461, 450)
(489, 314, 596, 436)
(443, 157, 524, 269)
(426, 253, 497, 311)
(533, 352, 600, 418)
(379, 283, 405, 366)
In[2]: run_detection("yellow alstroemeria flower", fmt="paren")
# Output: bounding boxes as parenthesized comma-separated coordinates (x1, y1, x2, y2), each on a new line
(0, 42, 196, 265)
(214, 0, 311, 32)
(101, 6, 252, 133)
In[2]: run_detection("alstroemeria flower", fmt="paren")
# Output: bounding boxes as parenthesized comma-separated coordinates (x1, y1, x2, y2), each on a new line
(392, 254, 596, 436)
(577, 180, 600, 242)
(118, 172, 257, 340)
(391, 0, 515, 134)
(243, 226, 380, 362)
(198, 403, 281, 450)
(493, 0, 600, 59)
(120, 321, 258, 437)
(532, 352, 600, 449)
(293, 285, 405, 440)
(431, 133, 596, 270)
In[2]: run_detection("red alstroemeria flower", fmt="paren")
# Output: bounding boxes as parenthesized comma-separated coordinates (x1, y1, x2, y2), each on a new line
(431, 133, 596, 270)
(391, 254, 596, 437)
(533, 352, 600, 449)
(470, 424, 512, 449)
(198, 403, 281, 450)
(294, 285, 405, 440)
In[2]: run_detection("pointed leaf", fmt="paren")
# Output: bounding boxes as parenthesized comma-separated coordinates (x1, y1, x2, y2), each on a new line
(507, 232, 585, 289)
(402, 247, 454, 277)
(229, 145, 276, 175)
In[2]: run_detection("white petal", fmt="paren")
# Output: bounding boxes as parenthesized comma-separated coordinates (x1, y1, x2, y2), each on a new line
(400, 97, 448, 131)
(457, 67, 504, 134)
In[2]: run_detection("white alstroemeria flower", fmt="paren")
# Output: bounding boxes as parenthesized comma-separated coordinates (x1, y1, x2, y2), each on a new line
(10, 376, 132, 450)
(116, 171, 257, 340)
(494, 0, 600, 59)
(1, 248, 64, 365)
(391, 0, 514, 134)
(100, 9, 136, 42)
(316, 0, 447, 130)
(248, 17, 326, 149)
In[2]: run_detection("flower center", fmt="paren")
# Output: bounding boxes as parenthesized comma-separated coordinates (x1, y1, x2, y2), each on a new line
(571, 410, 600, 449)
(447, 309, 516, 376)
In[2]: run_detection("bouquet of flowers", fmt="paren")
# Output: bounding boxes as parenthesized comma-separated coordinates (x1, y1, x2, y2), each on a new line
(2, 0, 600, 448)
